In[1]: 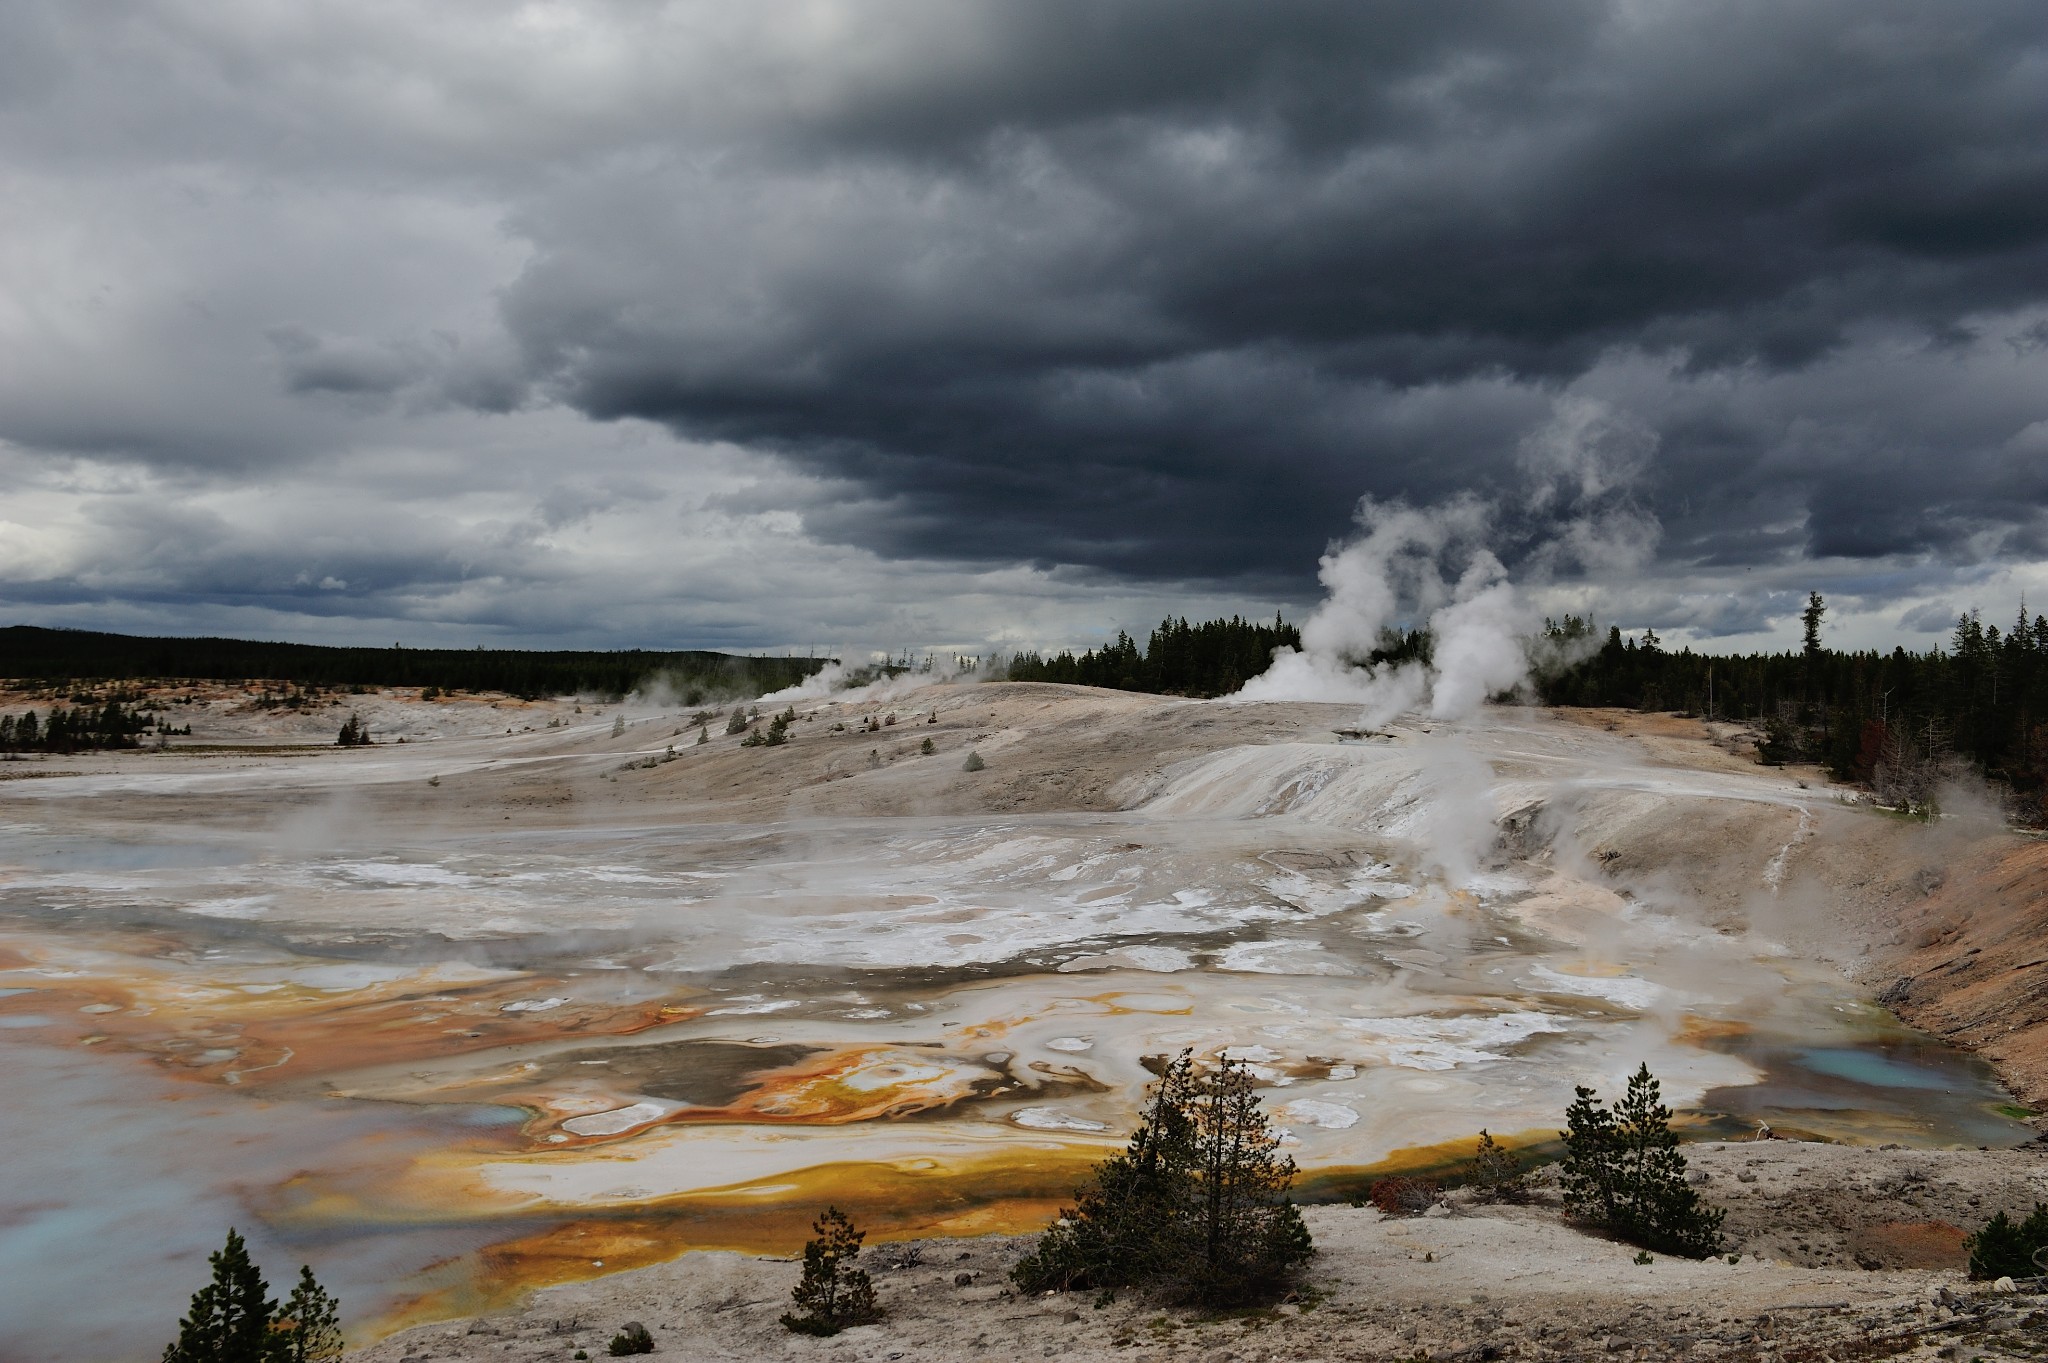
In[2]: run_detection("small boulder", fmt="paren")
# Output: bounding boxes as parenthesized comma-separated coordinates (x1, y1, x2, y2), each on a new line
(606, 1322, 655, 1356)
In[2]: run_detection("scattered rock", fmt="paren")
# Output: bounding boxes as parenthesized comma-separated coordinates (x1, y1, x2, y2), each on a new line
(605, 1322, 653, 1356)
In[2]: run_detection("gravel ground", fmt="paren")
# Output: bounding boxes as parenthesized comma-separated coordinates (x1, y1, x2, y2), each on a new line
(351, 1141, 2048, 1363)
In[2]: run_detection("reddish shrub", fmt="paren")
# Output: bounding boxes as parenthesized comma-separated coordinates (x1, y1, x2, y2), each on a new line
(1368, 1177, 1439, 1216)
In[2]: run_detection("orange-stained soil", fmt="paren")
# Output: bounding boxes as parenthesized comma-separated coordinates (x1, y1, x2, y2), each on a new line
(1874, 835, 2048, 1107)
(352, 1142, 2048, 1363)
(1848, 1220, 1970, 1270)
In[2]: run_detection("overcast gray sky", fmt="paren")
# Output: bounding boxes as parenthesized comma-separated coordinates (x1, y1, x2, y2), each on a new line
(3, 0, 2045, 657)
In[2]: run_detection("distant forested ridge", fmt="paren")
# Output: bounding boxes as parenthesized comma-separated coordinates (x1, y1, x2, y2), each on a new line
(0, 626, 829, 701)
(1006, 615, 1301, 697)
(1537, 604, 2048, 822)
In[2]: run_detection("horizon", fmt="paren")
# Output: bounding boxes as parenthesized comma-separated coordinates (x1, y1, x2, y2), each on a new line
(5, 601, 2038, 670)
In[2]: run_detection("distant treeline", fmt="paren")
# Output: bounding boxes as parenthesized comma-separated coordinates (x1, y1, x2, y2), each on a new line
(0, 700, 152, 753)
(1000, 601, 2048, 822)
(1006, 615, 1302, 697)
(0, 626, 829, 701)
(1537, 605, 2048, 821)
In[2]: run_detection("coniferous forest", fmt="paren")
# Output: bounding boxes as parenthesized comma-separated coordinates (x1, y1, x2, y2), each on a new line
(1004, 600, 2048, 823)
(1535, 603, 2048, 821)
(0, 626, 828, 701)
(1005, 615, 1302, 696)
(0, 699, 155, 753)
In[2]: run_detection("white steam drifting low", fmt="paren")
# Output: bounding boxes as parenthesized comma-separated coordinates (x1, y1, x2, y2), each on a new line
(1237, 397, 1661, 727)
(1235, 496, 1535, 725)
(758, 654, 970, 707)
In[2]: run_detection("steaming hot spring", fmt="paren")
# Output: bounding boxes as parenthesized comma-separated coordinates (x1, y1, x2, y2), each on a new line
(0, 683, 2029, 1355)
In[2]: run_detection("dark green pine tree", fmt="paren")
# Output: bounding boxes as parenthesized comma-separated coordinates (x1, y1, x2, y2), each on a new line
(1012, 1051, 1312, 1306)
(162, 1228, 278, 1363)
(1011, 1051, 1200, 1295)
(1183, 1057, 1316, 1305)
(1560, 1064, 1724, 1258)
(1802, 592, 1827, 660)
(275, 1266, 344, 1363)
(1964, 1204, 2048, 1280)
(1559, 1082, 1622, 1223)
(780, 1207, 880, 1336)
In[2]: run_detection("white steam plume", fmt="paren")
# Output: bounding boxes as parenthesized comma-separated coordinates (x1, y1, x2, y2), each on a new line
(1424, 557, 1531, 720)
(1236, 396, 1659, 725)
(1236, 496, 1535, 724)
(1518, 395, 1663, 579)
(758, 654, 969, 707)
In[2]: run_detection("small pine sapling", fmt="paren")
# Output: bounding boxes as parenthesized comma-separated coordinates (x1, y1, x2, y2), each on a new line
(605, 1322, 655, 1355)
(962, 751, 985, 772)
(274, 1266, 343, 1363)
(780, 1207, 881, 1336)
(1468, 1129, 1528, 1203)
(920, 737, 935, 754)
(743, 709, 792, 748)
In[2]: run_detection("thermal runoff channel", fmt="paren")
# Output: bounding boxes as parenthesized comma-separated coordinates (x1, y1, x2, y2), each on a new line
(0, 677, 2029, 1357)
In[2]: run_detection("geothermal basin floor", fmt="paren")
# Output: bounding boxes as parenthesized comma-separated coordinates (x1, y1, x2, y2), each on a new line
(0, 682, 2040, 1358)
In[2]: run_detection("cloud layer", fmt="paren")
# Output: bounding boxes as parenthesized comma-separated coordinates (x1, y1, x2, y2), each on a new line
(2, 1, 2046, 651)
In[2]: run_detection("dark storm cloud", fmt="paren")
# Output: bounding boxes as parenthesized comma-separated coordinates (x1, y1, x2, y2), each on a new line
(2, 0, 2045, 652)
(492, 0, 2048, 581)
(267, 326, 419, 397)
